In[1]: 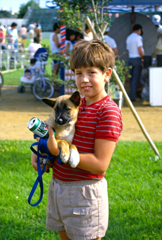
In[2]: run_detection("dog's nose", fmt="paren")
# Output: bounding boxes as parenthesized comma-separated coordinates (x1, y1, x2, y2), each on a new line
(55, 117, 63, 125)
(58, 118, 63, 124)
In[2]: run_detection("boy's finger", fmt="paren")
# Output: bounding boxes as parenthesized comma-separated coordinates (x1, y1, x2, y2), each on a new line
(48, 126, 55, 138)
(35, 137, 40, 142)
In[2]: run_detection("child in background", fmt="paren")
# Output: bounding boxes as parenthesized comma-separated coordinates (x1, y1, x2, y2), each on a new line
(31, 39, 123, 240)
(21, 58, 39, 82)
(65, 29, 76, 59)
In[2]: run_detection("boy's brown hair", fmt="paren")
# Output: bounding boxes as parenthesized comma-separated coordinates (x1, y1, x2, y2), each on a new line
(70, 39, 115, 73)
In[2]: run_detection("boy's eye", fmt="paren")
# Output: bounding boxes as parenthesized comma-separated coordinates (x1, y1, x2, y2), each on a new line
(75, 72, 81, 75)
(89, 71, 96, 74)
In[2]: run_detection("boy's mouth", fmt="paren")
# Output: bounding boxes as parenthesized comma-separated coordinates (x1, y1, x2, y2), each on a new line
(82, 86, 92, 90)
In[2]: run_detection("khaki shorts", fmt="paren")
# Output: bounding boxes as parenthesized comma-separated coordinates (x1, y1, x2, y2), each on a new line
(46, 177, 109, 240)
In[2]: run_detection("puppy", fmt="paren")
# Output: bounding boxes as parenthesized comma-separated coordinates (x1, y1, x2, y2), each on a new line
(42, 91, 81, 167)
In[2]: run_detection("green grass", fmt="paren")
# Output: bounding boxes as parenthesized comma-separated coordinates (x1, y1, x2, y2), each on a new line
(2, 70, 24, 85)
(2, 39, 52, 86)
(0, 140, 162, 240)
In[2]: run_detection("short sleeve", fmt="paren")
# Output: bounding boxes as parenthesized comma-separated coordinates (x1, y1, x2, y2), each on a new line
(137, 36, 143, 48)
(95, 104, 123, 142)
(111, 39, 117, 49)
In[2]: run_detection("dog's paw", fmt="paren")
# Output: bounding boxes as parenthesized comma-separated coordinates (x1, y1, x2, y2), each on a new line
(60, 152, 70, 164)
(69, 149, 80, 168)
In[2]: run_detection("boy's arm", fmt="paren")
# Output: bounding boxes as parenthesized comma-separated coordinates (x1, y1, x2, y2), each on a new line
(47, 127, 116, 174)
(46, 127, 116, 174)
(47, 126, 60, 156)
(77, 139, 116, 174)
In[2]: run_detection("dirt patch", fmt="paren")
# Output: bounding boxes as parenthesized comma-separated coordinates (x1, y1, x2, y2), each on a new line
(0, 86, 162, 142)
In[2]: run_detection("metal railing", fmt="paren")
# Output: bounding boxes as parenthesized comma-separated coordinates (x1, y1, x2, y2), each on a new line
(0, 43, 30, 72)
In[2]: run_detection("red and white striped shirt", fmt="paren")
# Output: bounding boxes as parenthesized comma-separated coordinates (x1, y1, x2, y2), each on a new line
(53, 95, 123, 181)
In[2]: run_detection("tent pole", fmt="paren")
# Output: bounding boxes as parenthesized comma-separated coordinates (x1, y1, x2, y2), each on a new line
(112, 69, 160, 157)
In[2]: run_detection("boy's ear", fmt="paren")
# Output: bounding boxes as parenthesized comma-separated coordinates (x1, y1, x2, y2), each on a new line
(104, 68, 112, 82)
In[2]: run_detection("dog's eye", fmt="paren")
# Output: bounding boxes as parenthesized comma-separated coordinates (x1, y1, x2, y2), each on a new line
(55, 105, 59, 111)
(64, 104, 71, 111)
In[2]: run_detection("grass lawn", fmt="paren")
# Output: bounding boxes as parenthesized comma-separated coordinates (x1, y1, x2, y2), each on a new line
(2, 39, 52, 86)
(0, 140, 162, 240)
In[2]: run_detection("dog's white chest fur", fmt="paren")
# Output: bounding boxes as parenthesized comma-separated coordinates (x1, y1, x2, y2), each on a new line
(55, 127, 75, 144)
(61, 131, 74, 143)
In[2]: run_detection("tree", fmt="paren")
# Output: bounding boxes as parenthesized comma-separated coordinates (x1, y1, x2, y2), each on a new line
(0, 10, 15, 18)
(54, 0, 112, 39)
(17, 0, 40, 18)
(48, 0, 129, 87)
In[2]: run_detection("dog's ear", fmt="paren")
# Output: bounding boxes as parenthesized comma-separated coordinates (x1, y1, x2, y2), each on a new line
(42, 98, 56, 108)
(70, 91, 81, 107)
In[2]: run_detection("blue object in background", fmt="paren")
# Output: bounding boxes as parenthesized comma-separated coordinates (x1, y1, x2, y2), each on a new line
(60, 65, 65, 96)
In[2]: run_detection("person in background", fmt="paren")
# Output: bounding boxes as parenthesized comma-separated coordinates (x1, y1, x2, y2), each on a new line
(50, 23, 60, 75)
(103, 26, 118, 58)
(23, 58, 38, 80)
(84, 24, 93, 41)
(34, 23, 42, 42)
(0, 23, 6, 36)
(152, 27, 162, 59)
(19, 24, 27, 48)
(37, 22, 42, 29)
(0, 27, 6, 49)
(28, 37, 42, 59)
(126, 24, 144, 102)
(21, 58, 41, 83)
(28, 22, 35, 42)
(7, 25, 11, 31)
(6, 22, 20, 49)
(3, 25, 6, 36)
(75, 31, 84, 42)
(152, 14, 162, 30)
(65, 29, 76, 59)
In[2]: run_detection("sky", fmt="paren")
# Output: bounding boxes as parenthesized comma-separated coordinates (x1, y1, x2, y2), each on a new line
(0, 0, 51, 12)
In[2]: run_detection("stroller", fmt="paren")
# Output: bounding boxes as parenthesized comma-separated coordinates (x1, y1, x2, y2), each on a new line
(17, 47, 54, 100)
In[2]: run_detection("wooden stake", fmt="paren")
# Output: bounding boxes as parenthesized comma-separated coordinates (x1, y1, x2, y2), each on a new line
(85, 16, 161, 158)
(112, 69, 160, 157)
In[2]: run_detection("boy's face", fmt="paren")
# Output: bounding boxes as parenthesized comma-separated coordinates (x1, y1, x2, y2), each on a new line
(75, 66, 112, 105)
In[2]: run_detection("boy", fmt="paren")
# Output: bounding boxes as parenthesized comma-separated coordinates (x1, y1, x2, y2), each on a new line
(31, 40, 123, 240)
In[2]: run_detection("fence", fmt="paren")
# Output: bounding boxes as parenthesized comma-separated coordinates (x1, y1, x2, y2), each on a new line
(0, 43, 30, 72)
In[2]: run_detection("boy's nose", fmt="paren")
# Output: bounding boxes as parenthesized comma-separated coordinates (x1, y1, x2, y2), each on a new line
(81, 74, 89, 82)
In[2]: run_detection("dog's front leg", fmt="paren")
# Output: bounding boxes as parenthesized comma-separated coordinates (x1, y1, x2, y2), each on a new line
(69, 144, 80, 168)
(57, 140, 70, 164)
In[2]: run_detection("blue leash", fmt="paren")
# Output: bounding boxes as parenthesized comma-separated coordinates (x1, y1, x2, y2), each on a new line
(28, 138, 62, 207)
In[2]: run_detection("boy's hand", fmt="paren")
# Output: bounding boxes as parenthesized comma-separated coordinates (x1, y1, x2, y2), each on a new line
(31, 152, 52, 173)
(31, 152, 38, 171)
(47, 126, 60, 156)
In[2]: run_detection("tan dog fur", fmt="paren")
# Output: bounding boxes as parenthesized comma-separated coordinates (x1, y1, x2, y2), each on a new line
(42, 91, 81, 163)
